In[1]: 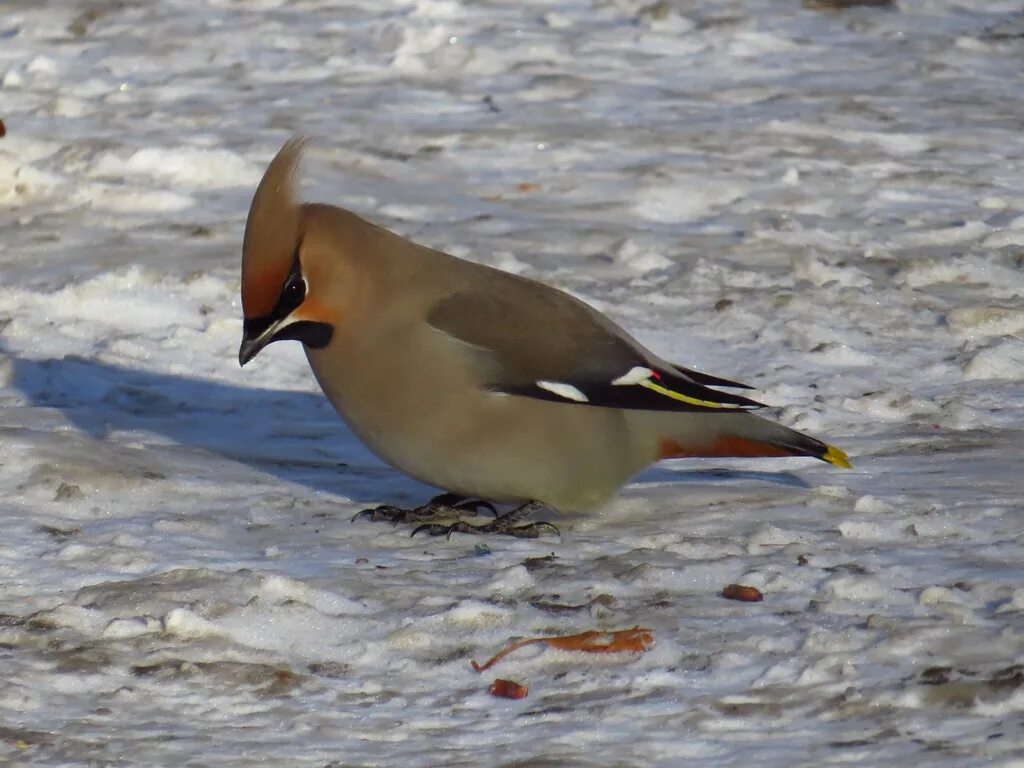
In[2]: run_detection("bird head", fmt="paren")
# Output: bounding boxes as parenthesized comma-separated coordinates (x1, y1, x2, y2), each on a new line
(238, 139, 335, 366)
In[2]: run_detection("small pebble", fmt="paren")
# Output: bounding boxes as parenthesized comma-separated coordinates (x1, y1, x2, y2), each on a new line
(489, 679, 528, 699)
(722, 584, 764, 602)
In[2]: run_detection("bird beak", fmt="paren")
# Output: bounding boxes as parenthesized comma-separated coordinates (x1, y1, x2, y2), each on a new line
(238, 337, 262, 367)
(239, 316, 334, 366)
(238, 317, 279, 367)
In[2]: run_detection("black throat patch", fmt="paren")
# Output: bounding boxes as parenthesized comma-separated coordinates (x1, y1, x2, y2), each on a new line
(241, 252, 333, 349)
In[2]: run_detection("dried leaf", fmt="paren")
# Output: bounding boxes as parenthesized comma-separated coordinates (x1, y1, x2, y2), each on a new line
(722, 584, 763, 602)
(471, 626, 654, 672)
(517, 182, 541, 193)
(488, 679, 528, 699)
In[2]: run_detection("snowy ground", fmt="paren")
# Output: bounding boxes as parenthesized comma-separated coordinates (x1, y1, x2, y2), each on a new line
(2, 0, 1024, 765)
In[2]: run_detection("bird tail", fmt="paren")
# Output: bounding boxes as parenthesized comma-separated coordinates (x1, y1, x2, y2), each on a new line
(655, 412, 851, 468)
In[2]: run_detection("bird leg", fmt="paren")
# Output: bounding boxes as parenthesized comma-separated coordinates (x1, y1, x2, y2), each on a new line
(351, 493, 498, 526)
(410, 500, 559, 539)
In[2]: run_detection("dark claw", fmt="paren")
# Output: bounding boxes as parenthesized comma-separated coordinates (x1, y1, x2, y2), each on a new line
(451, 498, 498, 516)
(499, 521, 560, 539)
(526, 521, 561, 537)
(351, 505, 408, 525)
(410, 522, 455, 538)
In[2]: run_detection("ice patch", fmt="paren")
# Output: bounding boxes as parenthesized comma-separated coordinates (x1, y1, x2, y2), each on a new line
(791, 254, 872, 288)
(964, 338, 1024, 380)
(29, 604, 108, 635)
(633, 180, 744, 223)
(0, 267, 204, 335)
(768, 120, 932, 155)
(257, 573, 368, 615)
(441, 599, 514, 629)
(102, 616, 162, 639)
(842, 389, 938, 422)
(820, 574, 898, 603)
(807, 342, 876, 366)
(728, 31, 802, 57)
(163, 607, 222, 639)
(689, 257, 792, 289)
(388, 24, 472, 74)
(899, 256, 1024, 297)
(982, 228, 1024, 248)
(919, 587, 976, 625)
(76, 184, 195, 212)
(485, 569, 536, 598)
(91, 146, 260, 189)
(614, 238, 674, 272)
(26, 54, 58, 77)
(853, 495, 894, 514)
(895, 220, 989, 248)
(747, 524, 819, 553)
(947, 307, 1024, 340)
(0, 152, 64, 204)
(815, 485, 852, 501)
(410, 0, 464, 18)
(837, 520, 909, 541)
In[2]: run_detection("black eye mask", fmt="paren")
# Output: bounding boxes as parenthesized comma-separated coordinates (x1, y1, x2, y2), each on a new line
(242, 254, 306, 341)
(240, 251, 333, 355)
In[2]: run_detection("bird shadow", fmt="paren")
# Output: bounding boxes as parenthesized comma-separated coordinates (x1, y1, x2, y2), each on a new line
(8, 354, 417, 505)
(636, 465, 811, 490)
(8, 354, 809, 506)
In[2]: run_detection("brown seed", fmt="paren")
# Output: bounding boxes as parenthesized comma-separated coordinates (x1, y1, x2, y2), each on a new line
(722, 584, 764, 602)
(0, 119, 6, 138)
(489, 679, 528, 699)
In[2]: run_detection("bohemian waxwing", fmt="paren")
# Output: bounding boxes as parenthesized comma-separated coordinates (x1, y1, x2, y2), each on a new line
(239, 140, 851, 537)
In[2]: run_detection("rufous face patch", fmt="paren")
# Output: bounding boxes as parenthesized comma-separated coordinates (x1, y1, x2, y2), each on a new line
(291, 295, 337, 326)
(242, 262, 292, 318)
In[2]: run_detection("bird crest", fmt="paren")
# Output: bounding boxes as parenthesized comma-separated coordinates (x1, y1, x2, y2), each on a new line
(241, 137, 306, 319)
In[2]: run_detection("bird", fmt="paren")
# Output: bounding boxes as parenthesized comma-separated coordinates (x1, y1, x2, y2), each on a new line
(238, 140, 851, 538)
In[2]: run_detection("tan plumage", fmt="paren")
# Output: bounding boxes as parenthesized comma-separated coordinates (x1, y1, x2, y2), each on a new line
(239, 140, 850, 515)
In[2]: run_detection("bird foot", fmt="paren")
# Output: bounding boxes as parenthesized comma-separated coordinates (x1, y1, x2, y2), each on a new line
(353, 497, 558, 539)
(351, 493, 497, 526)
(411, 501, 558, 539)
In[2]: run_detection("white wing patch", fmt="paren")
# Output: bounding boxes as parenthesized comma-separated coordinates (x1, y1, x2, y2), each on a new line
(536, 380, 589, 403)
(611, 366, 654, 386)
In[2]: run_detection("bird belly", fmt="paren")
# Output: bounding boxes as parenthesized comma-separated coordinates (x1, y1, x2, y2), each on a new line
(306, 346, 644, 511)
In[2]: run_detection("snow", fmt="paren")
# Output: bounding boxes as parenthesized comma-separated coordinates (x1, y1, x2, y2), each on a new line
(2, 0, 1024, 765)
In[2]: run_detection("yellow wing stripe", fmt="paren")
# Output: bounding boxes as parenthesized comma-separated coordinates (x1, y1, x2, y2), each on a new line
(823, 445, 852, 469)
(638, 378, 747, 409)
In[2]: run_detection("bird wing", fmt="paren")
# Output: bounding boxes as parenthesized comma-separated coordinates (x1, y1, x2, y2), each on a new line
(425, 277, 763, 413)
(670, 364, 755, 390)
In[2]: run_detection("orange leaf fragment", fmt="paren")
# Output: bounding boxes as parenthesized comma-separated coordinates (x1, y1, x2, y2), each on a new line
(516, 182, 541, 193)
(471, 626, 654, 673)
(489, 679, 528, 699)
(722, 584, 764, 602)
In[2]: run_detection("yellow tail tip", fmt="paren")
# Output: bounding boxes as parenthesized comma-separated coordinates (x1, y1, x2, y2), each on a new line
(823, 445, 852, 469)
